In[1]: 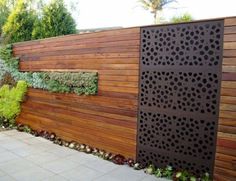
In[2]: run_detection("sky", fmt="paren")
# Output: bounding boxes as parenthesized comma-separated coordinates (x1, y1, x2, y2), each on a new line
(65, 0, 236, 30)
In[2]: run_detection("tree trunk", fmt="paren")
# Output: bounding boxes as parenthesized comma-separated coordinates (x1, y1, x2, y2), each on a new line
(154, 12, 157, 24)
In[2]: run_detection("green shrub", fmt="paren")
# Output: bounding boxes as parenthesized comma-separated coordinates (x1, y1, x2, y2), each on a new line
(170, 13, 193, 23)
(2, 0, 36, 44)
(32, 0, 76, 39)
(0, 81, 27, 125)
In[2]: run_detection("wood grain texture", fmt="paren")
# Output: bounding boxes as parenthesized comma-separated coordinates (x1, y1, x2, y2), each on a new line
(14, 27, 140, 158)
(215, 17, 236, 180)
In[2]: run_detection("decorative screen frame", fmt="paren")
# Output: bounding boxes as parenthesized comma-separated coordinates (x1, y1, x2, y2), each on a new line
(137, 19, 224, 177)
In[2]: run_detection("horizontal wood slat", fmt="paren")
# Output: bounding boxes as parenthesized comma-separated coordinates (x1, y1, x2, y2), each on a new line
(14, 28, 140, 158)
(215, 17, 236, 180)
(225, 17, 236, 26)
(224, 34, 236, 42)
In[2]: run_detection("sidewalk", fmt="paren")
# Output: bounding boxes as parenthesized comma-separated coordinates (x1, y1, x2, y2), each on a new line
(0, 130, 167, 181)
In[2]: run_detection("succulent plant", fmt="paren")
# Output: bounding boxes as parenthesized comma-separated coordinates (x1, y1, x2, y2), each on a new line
(17, 123, 24, 132)
(190, 176, 197, 181)
(173, 170, 191, 181)
(155, 168, 163, 177)
(92, 148, 99, 155)
(201, 173, 210, 181)
(54, 138, 63, 146)
(85, 145, 92, 154)
(30, 129, 36, 135)
(68, 141, 77, 149)
(49, 133, 56, 141)
(39, 130, 49, 138)
(163, 165, 173, 179)
(2, 121, 9, 128)
(133, 163, 143, 170)
(79, 144, 86, 151)
(109, 154, 115, 160)
(144, 164, 155, 175)
(75, 143, 81, 150)
(62, 140, 69, 147)
(112, 154, 126, 165)
(126, 158, 135, 167)
(103, 152, 112, 160)
(99, 150, 104, 155)
(23, 125, 31, 133)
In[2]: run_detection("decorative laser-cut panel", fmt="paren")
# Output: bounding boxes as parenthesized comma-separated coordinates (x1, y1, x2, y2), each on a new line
(140, 71, 219, 115)
(141, 22, 222, 67)
(137, 20, 224, 177)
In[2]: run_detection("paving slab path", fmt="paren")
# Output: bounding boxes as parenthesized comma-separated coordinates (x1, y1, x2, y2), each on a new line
(0, 130, 168, 181)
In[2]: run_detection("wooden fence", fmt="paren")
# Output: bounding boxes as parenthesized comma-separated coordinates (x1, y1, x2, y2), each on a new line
(13, 17, 236, 180)
(215, 17, 236, 181)
(14, 28, 140, 158)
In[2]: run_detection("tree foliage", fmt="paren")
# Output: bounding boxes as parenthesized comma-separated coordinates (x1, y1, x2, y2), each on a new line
(139, 0, 176, 23)
(32, 0, 76, 39)
(0, 0, 16, 34)
(170, 13, 193, 23)
(2, 0, 36, 43)
(1, 0, 77, 43)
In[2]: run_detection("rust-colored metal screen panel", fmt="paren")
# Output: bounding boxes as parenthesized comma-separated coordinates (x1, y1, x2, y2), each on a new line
(137, 20, 224, 176)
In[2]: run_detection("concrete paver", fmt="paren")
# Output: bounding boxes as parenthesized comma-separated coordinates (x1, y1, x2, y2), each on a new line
(0, 130, 167, 181)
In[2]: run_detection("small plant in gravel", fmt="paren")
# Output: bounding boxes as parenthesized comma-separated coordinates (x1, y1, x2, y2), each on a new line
(23, 125, 31, 133)
(163, 165, 173, 179)
(112, 154, 126, 165)
(144, 164, 156, 174)
(200, 173, 210, 181)
(155, 168, 164, 177)
(126, 158, 135, 167)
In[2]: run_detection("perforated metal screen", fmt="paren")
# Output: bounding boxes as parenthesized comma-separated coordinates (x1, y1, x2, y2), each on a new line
(137, 20, 224, 176)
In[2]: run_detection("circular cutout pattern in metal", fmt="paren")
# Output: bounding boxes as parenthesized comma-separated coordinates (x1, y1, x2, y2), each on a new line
(140, 71, 219, 115)
(141, 22, 222, 67)
(137, 20, 223, 177)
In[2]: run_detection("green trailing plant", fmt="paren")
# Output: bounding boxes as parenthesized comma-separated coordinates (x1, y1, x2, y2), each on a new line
(0, 45, 98, 95)
(0, 80, 27, 127)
